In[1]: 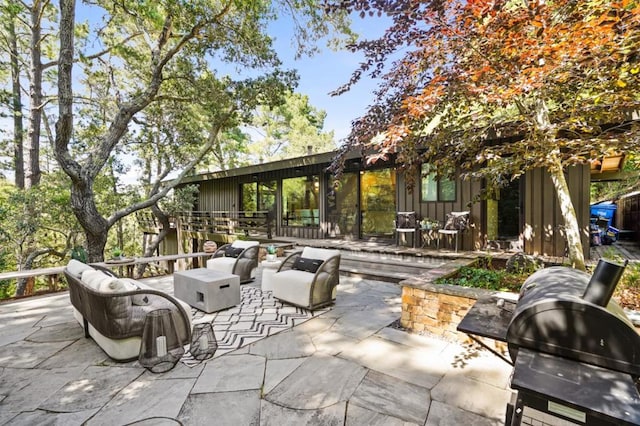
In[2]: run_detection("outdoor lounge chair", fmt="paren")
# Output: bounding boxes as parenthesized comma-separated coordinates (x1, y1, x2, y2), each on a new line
(270, 247, 341, 310)
(64, 259, 192, 362)
(206, 240, 260, 283)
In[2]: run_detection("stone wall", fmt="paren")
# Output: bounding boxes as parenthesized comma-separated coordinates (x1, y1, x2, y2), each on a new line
(401, 281, 490, 342)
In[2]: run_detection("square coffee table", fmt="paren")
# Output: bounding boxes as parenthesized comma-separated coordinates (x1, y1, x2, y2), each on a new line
(173, 268, 240, 313)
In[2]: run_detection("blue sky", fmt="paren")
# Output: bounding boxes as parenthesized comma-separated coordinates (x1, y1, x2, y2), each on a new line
(266, 16, 387, 143)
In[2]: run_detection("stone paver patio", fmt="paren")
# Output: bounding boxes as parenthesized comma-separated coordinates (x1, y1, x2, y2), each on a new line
(0, 267, 512, 425)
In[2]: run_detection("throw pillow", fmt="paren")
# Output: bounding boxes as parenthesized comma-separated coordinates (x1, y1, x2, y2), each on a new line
(292, 257, 323, 274)
(67, 259, 93, 278)
(98, 278, 137, 293)
(120, 279, 151, 306)
(81, 269, 114, 291)
(225, 247, 245, 258)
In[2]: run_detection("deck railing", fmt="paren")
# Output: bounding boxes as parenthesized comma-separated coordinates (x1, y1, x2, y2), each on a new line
(177, 210, 273, 240)
(0, 252, 210, 299)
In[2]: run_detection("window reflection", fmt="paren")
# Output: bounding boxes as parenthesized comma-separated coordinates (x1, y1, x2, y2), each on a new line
(282, 176, 319, 226)
(421, 165, 456, 202)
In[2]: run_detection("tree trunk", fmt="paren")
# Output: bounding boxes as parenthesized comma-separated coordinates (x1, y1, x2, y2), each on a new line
(8, 17, 25, 189)
(547, 155, 586, 272)
(134, 204, 170, 278)
(26, 0, 43, 188)
(71, 182, 110, 262)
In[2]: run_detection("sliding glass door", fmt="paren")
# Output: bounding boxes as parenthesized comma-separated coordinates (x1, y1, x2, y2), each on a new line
(327, 169, 396, 240)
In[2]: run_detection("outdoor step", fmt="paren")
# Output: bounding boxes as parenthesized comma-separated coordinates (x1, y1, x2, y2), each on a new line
(339, 252, 453, 283)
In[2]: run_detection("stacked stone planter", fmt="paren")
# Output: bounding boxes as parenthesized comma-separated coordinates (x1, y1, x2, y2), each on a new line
(400, 259, 511, 355)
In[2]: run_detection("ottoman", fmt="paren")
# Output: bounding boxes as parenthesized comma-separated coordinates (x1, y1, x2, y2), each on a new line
(173, 268, 240, 313)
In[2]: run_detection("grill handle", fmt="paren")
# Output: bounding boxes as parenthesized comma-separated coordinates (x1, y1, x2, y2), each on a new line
(582, 258, 628, 306)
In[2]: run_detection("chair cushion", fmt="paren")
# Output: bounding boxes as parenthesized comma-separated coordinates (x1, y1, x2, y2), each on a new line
(207, 257, 236, 274)
(301, 247, 340, 261)
(225, 246, 244, 258)
(99, 278, 137, 293)
(81, 269, 114, 291)
(231, 240, 259, 249)
(67, 259, 94, 278)
(292, 257, 323, 273)
(444, 212, 469, 230)
(272, 270, 314, 307)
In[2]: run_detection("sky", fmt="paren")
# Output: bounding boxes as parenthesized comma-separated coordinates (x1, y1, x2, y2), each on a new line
(265, 15, 387, 143)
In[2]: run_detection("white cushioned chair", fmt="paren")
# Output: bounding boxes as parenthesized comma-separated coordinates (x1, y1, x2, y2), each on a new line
(206, 240, 259, 283)
(271, 247, 341, 310)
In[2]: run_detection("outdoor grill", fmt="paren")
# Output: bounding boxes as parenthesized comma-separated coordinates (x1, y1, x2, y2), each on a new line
(457, 259, 640, 425)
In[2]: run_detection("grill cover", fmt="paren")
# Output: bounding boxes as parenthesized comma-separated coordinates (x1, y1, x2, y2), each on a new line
(506, 266, 640, 376)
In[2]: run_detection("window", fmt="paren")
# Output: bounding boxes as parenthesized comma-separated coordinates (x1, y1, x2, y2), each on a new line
(241, 183, 257, 211)
(241, 181, 276, 213)
(282, 175, 319, 226)
(421, 165, 456, 202)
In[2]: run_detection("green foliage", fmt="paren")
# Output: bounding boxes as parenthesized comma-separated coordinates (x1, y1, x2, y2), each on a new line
(250, 92, 337, 161)
(436, 266, 526, 293)
(0, 249, 15, 298)
(619, 262, 640, 290)
(70, 246, 88, 263)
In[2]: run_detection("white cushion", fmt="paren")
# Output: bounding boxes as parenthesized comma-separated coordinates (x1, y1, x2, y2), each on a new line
(271, 270, 314, 307)
(81, 269, 114, 291)
(120, 279, 155, 306)
(231, 240, 259, 249)
(301, 247, 340, 261)
(98, 278, 137, 293)
(67, 259, 93, 278)
(207, 257, 236, 274)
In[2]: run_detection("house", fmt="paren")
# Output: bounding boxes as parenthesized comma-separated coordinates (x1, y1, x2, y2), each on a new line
(146, 148, 620, 261)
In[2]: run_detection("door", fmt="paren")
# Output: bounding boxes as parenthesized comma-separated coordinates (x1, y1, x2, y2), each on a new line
(326, 168, 397, 240)
(498, 178, 522, 239)
(327, 173, 359, 239)
(360, 169, 396, 239)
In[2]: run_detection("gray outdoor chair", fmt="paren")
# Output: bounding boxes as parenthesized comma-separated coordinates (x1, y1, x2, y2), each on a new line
(270, 247, 341, 310)
(206, 240, 260, 283)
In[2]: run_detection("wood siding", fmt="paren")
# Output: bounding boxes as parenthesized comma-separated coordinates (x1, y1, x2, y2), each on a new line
(398, 170, 484, 251)
(523, 165, 590, 259)
(618, 192, 640, 241)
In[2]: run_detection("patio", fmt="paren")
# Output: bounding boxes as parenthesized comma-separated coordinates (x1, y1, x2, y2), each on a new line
(0, 264, 511, 425)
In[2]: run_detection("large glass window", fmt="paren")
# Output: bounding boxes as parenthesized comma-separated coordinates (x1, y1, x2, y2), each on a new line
(241, 183, 257, 211)
(282, 175, 319, 226)
(421, 165, 456, 202)
(258, 181, 276, 212)
(241, 181, 276, 214)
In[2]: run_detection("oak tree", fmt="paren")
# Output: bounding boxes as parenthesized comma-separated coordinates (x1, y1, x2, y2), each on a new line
(55, 0, 351, 262)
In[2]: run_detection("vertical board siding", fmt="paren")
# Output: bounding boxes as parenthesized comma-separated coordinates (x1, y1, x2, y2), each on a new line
(619, 192, 640, 240)
(524, 165, 590, 259)
(407, 169, 482, 251)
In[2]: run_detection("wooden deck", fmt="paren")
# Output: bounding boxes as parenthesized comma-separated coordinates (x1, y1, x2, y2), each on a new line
(590, 240, 640, 262)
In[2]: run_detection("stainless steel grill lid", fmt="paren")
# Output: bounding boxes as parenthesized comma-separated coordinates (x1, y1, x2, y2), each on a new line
(506, 261, 640, 376)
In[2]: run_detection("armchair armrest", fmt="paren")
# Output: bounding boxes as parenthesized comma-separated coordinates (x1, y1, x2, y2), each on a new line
(278, 251, 303, 272)
(212, 244, 231, 258)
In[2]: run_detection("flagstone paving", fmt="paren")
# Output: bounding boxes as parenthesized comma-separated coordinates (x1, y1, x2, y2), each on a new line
(0, 266, 511, 425)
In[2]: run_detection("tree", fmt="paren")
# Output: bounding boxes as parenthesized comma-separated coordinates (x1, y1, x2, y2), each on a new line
(327, 0, 640, 271)
(0, 176, 83, 295)
(55, 0, 352, 262)
(250, 91, 336, 161)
